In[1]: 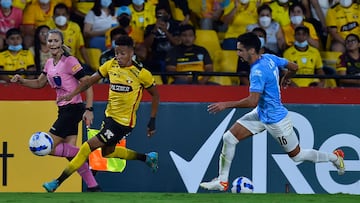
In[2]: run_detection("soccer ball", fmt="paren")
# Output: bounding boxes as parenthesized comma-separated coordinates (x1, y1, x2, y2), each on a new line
(29, 132, 54, 156)
(231, 176, 254, 193)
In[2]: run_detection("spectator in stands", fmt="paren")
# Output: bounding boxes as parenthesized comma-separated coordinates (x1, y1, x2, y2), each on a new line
(0, 0, 23, 51)
(47, 3, 93, 74)
(144, 3, 181, 82)
(29, 25, 51, 72)
(105, 6, 133, 49)
(302, 0, 338, 50)
(70, 0, 95, 32)
(83, 0, 117, 52)
(326, 0, 360, 52)
(237, 27, 277, 86)
(165, 24, 216, 85)
(268, 0, 291, 27)
(246, 4, 285, 56)
(221, 0, 258, 50)
(336, 33, 360, 87)
(0, 28, 35, 83)
(129, 0, 157, 44)
(282, 2, 320, 49)
(160, 0, 191, 26)
(283, 26, 325, 87)
(22, 0, 72, 49)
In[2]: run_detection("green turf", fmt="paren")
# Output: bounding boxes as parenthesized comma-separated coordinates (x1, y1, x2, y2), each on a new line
(0, 193, 358, 203)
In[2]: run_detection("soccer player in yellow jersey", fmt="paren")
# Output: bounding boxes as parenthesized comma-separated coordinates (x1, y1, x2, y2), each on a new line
(283, 26, 325, 87)
(43, 35, 160, 192)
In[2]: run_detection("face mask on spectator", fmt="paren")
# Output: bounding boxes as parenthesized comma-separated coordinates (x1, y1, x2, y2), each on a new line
(294, 40, 308, 48)
(259, 16, 271, 27)
(258, 37, 265, 48)
(1, 0, 12, 9)
(339, 0, 352, 7)
(132, 0, 144, 6)
(8, 44, 22, 52)
(278, 0, 288, 3)
(240, 0, 249, 4)
(55, 16, 67, 26)
(290, 16, 303, 25)
(39, 0, 50, 4)
(101, 0, 112, 8)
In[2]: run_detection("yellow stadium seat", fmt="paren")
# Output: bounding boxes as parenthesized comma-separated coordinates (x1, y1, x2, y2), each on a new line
(169, 0, 185, 22)
(153, 75, 163, 85)
(320, 51, 342, 88)
(194, 29, 222, 61)
(216, 50, 240, 85)
(86, 48, 102, 70)
(320, 51, 342, 69)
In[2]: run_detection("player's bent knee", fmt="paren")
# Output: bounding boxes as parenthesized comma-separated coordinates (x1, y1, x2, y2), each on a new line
(223, 131, 239, 145)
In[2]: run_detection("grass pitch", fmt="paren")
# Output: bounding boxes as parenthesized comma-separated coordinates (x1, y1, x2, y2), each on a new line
(0, 193, 358, 203)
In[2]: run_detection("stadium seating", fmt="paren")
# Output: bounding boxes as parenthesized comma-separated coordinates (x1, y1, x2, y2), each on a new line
(86, 48, 102, 70)
(320, 51, 342, 88)
(194, 29, 222, 61)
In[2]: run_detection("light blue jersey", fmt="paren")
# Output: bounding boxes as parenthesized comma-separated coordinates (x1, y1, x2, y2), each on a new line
(249, 54, 288, 124)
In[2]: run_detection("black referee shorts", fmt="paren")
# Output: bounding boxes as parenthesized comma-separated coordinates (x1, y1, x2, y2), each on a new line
(50, 103, 85, 138)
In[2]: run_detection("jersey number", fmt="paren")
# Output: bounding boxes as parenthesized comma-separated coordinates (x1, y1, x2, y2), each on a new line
(277, 136, 288, 145)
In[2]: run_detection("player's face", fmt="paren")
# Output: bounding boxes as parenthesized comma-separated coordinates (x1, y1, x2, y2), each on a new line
(47, 33, 63, 56)
(180, 29, 195, 46)
(237, 42, 250, 62)
(115, 45, 134, 67)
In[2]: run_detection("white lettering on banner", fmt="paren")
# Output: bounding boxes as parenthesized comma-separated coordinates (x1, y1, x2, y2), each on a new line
(265, 112, 360, 194)
(170, 110, 360, 194)
(316, 134, 360, 194)
(169, 109, 236, 193)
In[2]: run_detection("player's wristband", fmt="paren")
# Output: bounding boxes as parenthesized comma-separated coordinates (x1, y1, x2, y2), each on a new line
(147, 117, 156, 131)
(85, 107, 94, 111)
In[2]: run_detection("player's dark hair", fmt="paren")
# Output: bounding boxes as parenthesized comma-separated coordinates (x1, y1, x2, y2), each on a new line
(179, 24, 195, 35)
(295, 26, 309, 35)
(237, 32, 261, 53)
(115, 35, 134, 48)
(110, 27, 128, 40)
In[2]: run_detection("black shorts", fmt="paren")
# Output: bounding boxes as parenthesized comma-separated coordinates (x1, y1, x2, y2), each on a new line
(96, 117, 133, 146)
(50, 103, 85, 138)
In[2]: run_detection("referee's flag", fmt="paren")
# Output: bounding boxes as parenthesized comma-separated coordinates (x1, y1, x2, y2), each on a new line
(87, 128, 126, 172)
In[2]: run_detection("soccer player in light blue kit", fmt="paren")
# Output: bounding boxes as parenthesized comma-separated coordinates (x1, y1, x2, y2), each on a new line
(200, 32, 345, 191)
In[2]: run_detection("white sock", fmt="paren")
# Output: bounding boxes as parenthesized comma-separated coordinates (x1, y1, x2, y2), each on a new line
(218, 131, 239, 182)
(292, 149, 337, 163)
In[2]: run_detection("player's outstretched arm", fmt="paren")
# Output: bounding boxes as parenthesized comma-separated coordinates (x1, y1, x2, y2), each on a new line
(58, 72, 101, 102)
(207, 92, 260, 114)
(10, 73, 47, 89)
